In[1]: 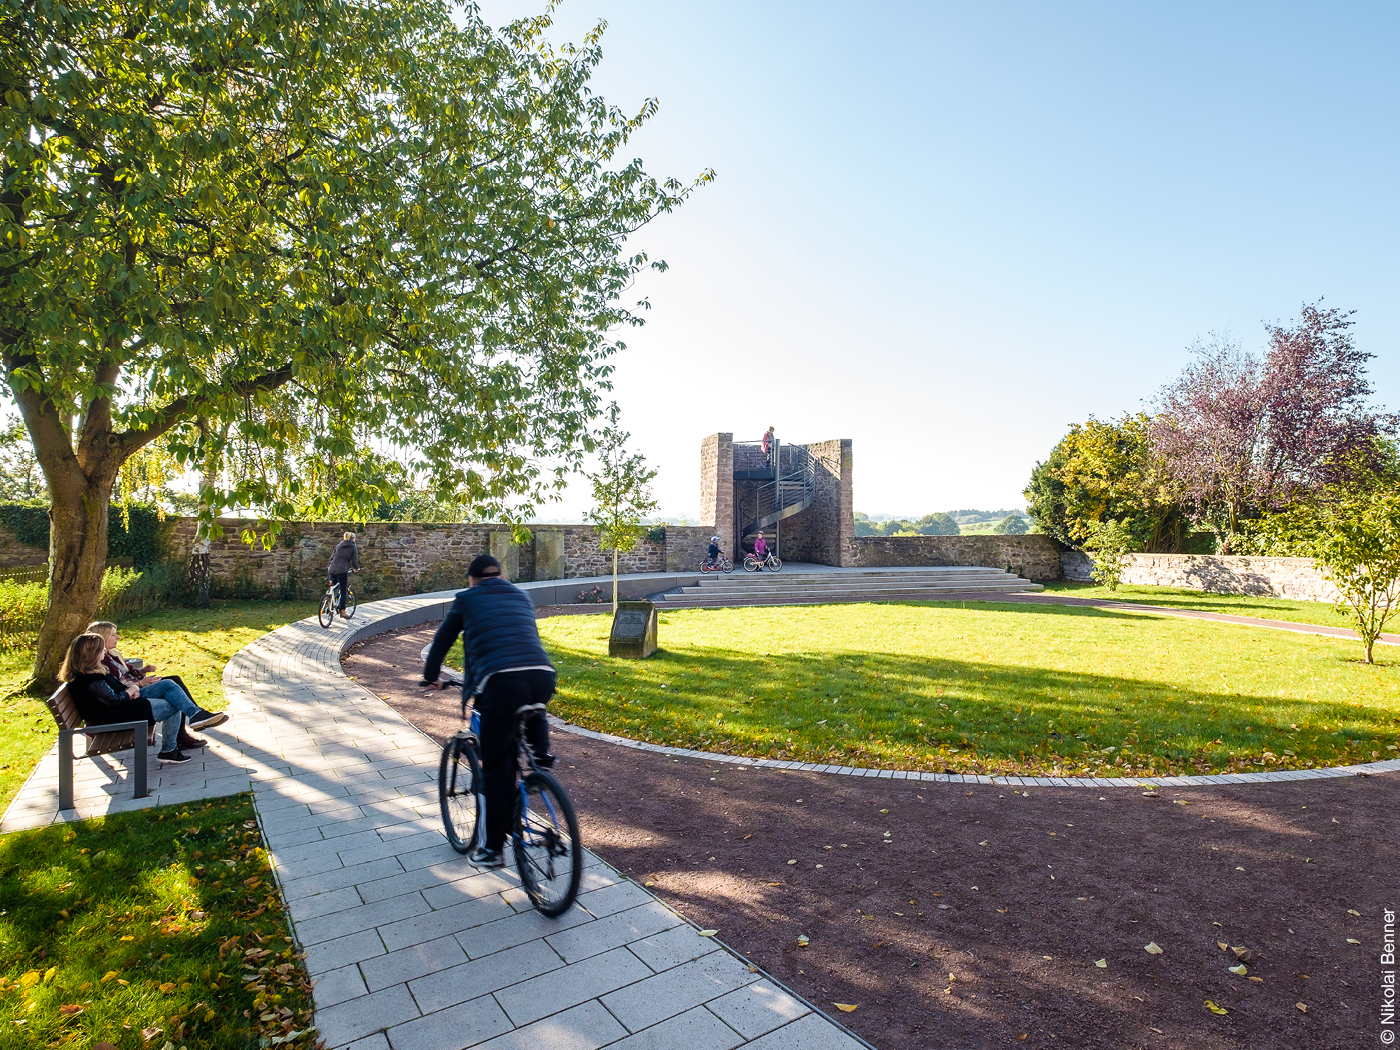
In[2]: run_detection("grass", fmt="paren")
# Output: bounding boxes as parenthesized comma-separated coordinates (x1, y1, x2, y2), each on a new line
(1039, 581, 1359, 631)
(0, 794, 317, 1049)
(0, 601, 305, 815)
(539, 603, 1400, 779)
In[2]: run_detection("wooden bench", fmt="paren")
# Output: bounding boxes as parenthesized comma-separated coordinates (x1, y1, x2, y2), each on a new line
(44, 684, 151, 810)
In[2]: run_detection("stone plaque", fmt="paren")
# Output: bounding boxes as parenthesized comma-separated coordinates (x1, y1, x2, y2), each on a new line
(609, 600, 658, 659)
(534, 530, 565, 581)
(489, 530, 520, 581)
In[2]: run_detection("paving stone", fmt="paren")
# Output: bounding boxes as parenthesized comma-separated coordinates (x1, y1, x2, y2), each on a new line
(288, 885, 364, 922)
(408, 939, 565, 1014)
(281, 857, 404, 901)
(494, 946, 652, 1026)
(314, 982, 420, 1047)
(304, 929, 386, 977)
(378, 894, 515, 953)
(455, 900, 595, 960)
(630, 927, 724, 974)
(297, 892, 430, 946)
(603, 1006, 745, 1050)
(546, 902, 681, 964)
(360, 935, 468, 993)
(471, 1000, 627, 1050)
(418, 868, 519, 909)
(341, 1034, 391, 1050)
(601, 949, 758, 1032)
(576, 880, 653, 919)
(311, 963, 369, 1008)
(740, 1012, 865, 1050)
(707, 980, 809, 1038)
(384, 991, 513, 1050)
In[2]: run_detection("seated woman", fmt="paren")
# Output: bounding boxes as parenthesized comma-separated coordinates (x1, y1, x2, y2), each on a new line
(88, 621, 228, 752)
(59, 632, 189, 762)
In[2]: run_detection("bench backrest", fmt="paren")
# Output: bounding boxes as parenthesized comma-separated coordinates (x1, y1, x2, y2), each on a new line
(45, 683, 83, 731)
(46, 681, 145, 757)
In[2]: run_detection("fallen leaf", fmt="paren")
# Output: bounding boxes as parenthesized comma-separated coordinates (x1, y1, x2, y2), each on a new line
(1095, 959, 1107, 968)
(833, 1003, 858, 1012)
(1204, 1000, 1228, 1015)
(1212, 922, 1223, 927)
(644, 881, 655, 887)
(1231, 946, 1253, 961)
(786, 860, 797, 865)
(1347, 938, 1361, 944)
(698, 929, 718, 937)
(1347, 909, 1361, 916)
(1235, 866, 1245, 872)
(140, 1028, 163, 1042)
(1145, 942, 1163, 955)
(797, 935, 810, 947)
(18, 971, 39, 988)
(58, 1004, 83, 1017)
(767, 882, 782, 887)
(1216, 941, 1229, 951)
(1229, 964, 1248, 976)
(1296, 1002, 1309, 1013)
(101, 971, 120, 984)
(1018, 1036, 1028, 1041)
(978, 840, 989, 846)
(1248, 976, 1263, 983)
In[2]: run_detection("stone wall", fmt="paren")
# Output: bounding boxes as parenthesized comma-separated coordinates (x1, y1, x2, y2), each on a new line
(0, 522, 47, 570)
(779, 439, 853, 567)
(665, 526, 717, 572)
(847, 534, 1063, 581)
(699, 433, 734, 554)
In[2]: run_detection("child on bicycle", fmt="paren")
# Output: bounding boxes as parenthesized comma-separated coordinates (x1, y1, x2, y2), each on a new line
(752, 532, 769, 565)
(706, 535, 723, 568)
(422, 553, 556, 869)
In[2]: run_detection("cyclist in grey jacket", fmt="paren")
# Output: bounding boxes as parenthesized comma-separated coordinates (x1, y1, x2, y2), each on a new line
(423, 553, 556, 867)
(327, 532, 360, 618)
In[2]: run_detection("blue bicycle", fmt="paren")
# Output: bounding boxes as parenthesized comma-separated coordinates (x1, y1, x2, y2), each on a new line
(437, 696, 581, 917)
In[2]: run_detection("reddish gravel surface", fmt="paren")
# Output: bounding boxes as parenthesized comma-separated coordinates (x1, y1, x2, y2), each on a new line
(346, 624, 1393, 1050)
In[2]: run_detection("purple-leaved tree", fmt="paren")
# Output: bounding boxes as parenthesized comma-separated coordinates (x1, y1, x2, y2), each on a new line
(1149, 304, 1395, 550)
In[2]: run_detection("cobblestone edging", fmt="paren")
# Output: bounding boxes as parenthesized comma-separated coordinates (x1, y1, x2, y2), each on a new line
(547, 719, 1400, 789)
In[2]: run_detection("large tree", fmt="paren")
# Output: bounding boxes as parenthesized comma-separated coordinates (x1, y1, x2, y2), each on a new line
(1, 0, 707, 686)
(1148, 305, 1395, 550)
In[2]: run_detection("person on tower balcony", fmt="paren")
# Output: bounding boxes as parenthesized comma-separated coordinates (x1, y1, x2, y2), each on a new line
(762, 426, 775, 465)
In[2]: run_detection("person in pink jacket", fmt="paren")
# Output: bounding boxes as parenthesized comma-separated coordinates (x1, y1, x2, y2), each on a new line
(753, 532, 769, 563)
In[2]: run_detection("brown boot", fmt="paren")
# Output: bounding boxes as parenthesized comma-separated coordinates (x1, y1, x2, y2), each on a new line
(178, 720, 206, 750)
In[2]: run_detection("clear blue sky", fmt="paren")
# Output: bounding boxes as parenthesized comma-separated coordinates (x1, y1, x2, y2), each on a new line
(477, 1, 1400, 520)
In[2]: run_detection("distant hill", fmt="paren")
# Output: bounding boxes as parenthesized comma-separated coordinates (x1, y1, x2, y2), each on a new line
(854, 509, 1030, 538)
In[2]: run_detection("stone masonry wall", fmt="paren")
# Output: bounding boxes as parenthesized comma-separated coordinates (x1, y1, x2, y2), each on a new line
(0, 522, 48, 570)
(847, 534, 1062, 581)
(1066, 552, 1341, 602)
(778, 439, 853, 567)
(700, 433, 734, 553)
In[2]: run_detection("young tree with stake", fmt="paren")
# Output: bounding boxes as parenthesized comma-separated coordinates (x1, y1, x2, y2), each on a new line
(586, 406, 658, 613)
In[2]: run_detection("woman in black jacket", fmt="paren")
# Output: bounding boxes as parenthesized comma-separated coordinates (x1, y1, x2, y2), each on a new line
(59, 633, 186, 763)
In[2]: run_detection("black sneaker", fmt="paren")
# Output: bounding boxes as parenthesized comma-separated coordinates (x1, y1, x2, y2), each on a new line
(157, 749, 191, 764)
(533, 752, 557, 769)
(188, 709, 229, 731)
(468, 846, 505, 868)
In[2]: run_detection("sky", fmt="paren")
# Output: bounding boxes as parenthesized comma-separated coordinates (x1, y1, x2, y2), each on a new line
(491, 2, 1400, 520)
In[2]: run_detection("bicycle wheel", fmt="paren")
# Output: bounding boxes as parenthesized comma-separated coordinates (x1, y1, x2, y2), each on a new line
(700, 560, 714, 574)
(769, 556, 783, 572)
(439, 734, 482, 854)
(345, 589, 357, 618)
(512, 771, 582, 917)
(743, 555, 758, 572)
(721, 557, 734, 574)
(317, 594, 334, 628)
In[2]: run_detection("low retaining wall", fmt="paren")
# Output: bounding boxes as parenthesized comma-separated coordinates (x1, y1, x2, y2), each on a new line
(1061, 551, 1340, 603)
(846, 535, 1062, 581)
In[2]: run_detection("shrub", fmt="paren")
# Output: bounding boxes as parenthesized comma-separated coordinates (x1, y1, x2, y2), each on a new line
(0, 564, 185, 654)
(1084, 520, 1135, 591)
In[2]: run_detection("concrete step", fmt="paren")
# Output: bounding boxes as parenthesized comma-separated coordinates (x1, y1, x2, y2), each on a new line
(653, 568, 1045, 607)
(655, 586, 1044, 609)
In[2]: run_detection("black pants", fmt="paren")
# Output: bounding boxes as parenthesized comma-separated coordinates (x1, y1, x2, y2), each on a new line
(330, 572, 350, 611)
(477, 669, 555, 851)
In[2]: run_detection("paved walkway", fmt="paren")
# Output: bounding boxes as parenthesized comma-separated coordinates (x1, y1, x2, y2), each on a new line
(1, 593, 865, 1050)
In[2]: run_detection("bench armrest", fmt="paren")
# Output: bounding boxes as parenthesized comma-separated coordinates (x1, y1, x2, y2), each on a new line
(58, 721, 150, 810)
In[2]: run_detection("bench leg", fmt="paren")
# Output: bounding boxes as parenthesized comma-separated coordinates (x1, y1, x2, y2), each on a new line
(133, 731, 149, 800)
(58, 729, 75, 811)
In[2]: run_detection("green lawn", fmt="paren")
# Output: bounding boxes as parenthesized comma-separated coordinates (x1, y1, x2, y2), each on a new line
(0, 794, 316, 1049)
(1039, 581, 1357, 630)
(540, 603, 1400, 779)
(0, 601, 305, 814)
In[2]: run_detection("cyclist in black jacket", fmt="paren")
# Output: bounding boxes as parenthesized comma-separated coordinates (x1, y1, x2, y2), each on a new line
(422, 554, 556, 868)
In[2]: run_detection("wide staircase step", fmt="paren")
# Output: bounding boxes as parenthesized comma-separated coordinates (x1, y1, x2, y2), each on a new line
(651, 566, 1043, 608)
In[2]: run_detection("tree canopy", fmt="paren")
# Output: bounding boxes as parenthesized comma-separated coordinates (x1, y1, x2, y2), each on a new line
(1, 0, 707, 683)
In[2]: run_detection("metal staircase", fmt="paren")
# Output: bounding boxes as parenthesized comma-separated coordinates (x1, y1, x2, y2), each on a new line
(738, 441, 815, 538)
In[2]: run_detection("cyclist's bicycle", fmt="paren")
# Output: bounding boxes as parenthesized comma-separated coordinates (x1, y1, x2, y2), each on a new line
(743, 551, 783, 572)
(437, 691, 581, 917)
(317, 573, 358, 628)
(700, 554, 733, 574)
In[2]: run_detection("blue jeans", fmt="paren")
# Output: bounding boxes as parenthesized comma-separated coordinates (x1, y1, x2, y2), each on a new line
(141, 679, 197, 751)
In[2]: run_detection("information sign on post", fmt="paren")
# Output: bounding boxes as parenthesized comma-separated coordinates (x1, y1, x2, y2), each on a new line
(609, 600, 658, 659)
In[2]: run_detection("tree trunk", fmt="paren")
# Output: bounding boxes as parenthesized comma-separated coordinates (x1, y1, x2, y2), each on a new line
(33, 473, 116, 689)
(188, 539, 212, 609)
(612, 547, 619, 614)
